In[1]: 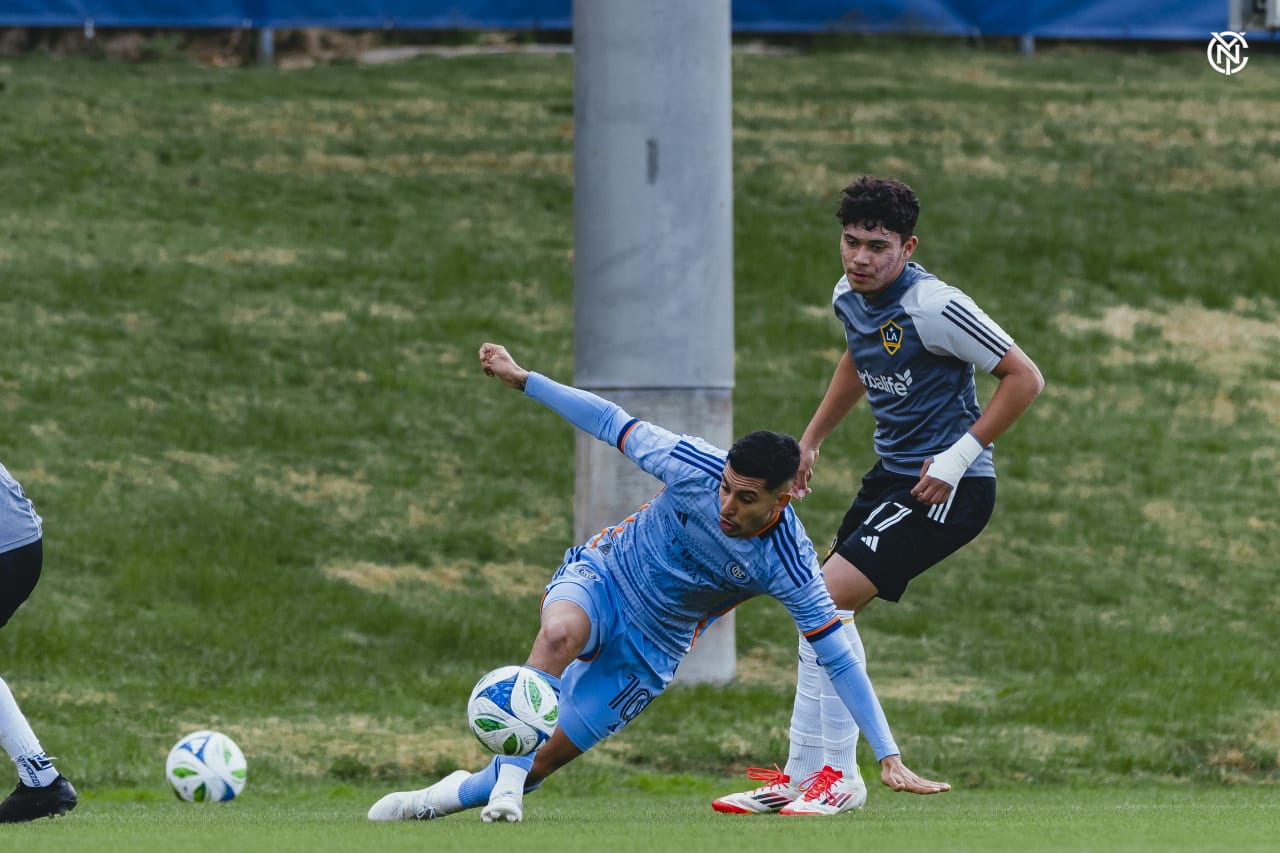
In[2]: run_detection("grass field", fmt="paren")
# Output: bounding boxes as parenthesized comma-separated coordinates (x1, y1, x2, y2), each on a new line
(0, 32, 1277, 849)
(5, 783, 1280, 853)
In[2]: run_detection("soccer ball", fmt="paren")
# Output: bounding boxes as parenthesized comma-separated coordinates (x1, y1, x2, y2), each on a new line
(165, 730, 247, 803)
(466, 665, 559, 756)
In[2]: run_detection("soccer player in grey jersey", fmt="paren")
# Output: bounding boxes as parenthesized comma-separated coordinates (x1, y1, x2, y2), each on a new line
(0, 461, 77, 822)
(714, 176, 1044, 815)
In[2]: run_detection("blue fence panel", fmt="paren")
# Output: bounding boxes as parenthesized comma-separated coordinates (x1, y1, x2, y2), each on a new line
(259, 2, 571, 30)
(0, 1, 573, 29)
(0, 1, 1269, 40)
(731, 1, 1254, 40)
(0, 1, 249, 28)
(732, 0, 993, 35)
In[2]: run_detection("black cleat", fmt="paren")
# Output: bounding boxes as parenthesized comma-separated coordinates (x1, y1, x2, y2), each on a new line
(0, 775, 78, 823)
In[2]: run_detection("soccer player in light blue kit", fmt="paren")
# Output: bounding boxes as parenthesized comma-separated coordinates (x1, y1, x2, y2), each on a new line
(0, 460, 77, 822)
(714, 177, 1044, 815)
(368, 342, 950, 824)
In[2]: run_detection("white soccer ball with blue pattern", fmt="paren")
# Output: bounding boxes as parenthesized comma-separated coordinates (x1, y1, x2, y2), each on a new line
(165, 730, 247, 803)
(466, 665, 559, 756)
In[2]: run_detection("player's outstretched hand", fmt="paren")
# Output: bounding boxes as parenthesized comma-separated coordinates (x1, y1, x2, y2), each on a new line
(790, 444, 820, 500)
(878, 755, 951, 795)
(479, 342, 530, 391)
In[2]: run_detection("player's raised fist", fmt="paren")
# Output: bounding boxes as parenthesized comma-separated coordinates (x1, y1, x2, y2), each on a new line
(478, 343, 529, 391)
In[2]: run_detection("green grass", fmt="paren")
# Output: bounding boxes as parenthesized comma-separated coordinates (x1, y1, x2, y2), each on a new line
(0, 34, 1277, 839)
(7, 784, 1279, 853)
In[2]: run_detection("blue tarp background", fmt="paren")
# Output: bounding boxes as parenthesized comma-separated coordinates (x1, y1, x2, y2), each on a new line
(0, 1, 1266, 40)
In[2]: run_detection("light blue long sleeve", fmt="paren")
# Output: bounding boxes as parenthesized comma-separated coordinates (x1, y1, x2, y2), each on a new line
(524, 372, 635, 447)
(809, 628, 899, 760)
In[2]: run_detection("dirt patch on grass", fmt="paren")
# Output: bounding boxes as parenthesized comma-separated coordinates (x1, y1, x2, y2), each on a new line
(1144, 499, 1268, 573)
(164, 450, 240, 477)
(42, 687, 122, 706)
(1142, 500, 1213, 553)
(224, 300, 350, 335)
(188, 247, 301, 268)
(733, 645, 797, 687)
(256, 468, 370, 513)
(1056, 300, 1280, 384)
(239, 149, 571, 179)
(87, 457, 181, 492)
(207, 714, 492, 778)
(323, 560, 434, 592)
(324, 558, 547, 600)
(1249, 711, 1280, 764)
(950, 725, 1092, 762)
(877, 673, 988, 703)
(367, 302, 416, 322)
(735, 644, 989, 705)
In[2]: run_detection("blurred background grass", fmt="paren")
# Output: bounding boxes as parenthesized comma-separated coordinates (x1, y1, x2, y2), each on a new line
(0, 37, 1276, 794)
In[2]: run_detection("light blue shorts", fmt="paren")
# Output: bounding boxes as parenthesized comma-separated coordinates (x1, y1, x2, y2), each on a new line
(542, 560, 681, 752)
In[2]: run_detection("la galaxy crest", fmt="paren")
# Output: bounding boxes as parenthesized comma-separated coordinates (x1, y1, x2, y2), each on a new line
(879, 320, 904, 355)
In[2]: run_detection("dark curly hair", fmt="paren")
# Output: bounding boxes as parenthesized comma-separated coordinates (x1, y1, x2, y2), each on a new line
(726, 430, 800, 492)
(836, 176, 919, 242)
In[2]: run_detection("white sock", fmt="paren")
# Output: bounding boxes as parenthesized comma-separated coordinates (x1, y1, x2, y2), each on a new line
(0, 676, 59, 787)
(429, 770, 469, 814)
(819, 613, 864, 775)
(784, 634, 823, 784)
(493, 762, 529, 799)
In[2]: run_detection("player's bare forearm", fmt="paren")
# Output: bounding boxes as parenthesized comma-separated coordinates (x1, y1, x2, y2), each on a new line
(800, 350, 866, 448)
(913, 346, 1044, 505)
(795, 350, 866, 497)
(879, 755, 951, 795)
(478, 342, 530, 391)
(967, 344, 1044, 446)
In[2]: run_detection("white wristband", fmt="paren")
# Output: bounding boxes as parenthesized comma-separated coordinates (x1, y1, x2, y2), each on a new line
(926, 432, 985, 488)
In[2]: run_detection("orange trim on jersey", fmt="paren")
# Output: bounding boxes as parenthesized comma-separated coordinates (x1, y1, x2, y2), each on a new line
(617, 420, 642, 454)
(803, 616, 842, 639)
(588, 506, 643, 547)
(689, 603, 740, 649)
(586, 494, 661, 548)
(690, 617, 708, 649)
(750, 509, 783, 538)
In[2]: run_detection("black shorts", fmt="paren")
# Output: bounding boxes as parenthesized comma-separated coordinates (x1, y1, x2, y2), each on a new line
(827, 461, 995, 603)
(0, 539, 42, 629)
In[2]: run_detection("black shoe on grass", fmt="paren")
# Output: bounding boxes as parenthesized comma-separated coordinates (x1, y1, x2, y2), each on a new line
(0, 775, 78, 823)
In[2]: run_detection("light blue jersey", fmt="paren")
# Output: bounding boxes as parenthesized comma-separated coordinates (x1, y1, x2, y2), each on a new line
(524, 372, 899, 759)
(834, 261, 1013, 477)
(0, 461, 42, 554)
(530, 372, 834, 659)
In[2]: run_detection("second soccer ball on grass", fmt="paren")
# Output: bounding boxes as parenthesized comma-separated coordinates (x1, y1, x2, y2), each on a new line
(165, 730, 247, 803)
(467, 665, 559, 756)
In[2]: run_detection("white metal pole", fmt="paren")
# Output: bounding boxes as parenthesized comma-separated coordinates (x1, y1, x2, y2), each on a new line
(572, 0, 736, 683)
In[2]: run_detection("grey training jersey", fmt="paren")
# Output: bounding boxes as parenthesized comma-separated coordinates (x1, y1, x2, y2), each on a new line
(834, 261, 1013, 477)
(0, 461, 42, 553)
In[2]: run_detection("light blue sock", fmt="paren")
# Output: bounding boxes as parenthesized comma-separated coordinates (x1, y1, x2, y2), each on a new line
(458, 757, 500, 808)
(458, 754, 537, 808)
